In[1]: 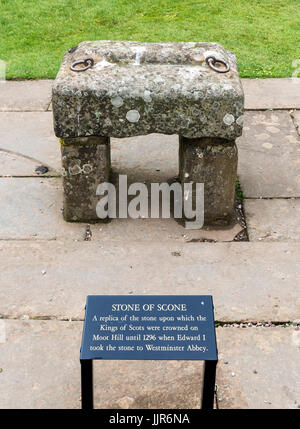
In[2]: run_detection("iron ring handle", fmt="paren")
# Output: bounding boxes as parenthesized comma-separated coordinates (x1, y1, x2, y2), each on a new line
(205, 56, 230, 73)
(70, 57, 94, 72)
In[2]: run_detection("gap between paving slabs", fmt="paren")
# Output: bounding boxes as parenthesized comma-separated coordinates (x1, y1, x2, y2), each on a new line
(1, 315, 294, 327)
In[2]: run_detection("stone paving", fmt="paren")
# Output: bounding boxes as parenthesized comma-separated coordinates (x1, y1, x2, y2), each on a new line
(0, 78, 299, 409)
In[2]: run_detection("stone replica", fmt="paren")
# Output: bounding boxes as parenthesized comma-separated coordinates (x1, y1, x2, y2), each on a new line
(52, 41, 244, 224)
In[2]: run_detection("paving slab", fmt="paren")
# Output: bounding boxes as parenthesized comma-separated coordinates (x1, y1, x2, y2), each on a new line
(0, 241, 299, 321)
(0, 150, 47, 177)
(216, 327, 300, 409)
(0, 320, 299, 409)
(0, 80, 53, 112)
(237, 111, 300, 198)
(242, 78, 300, 110)
(90, 219, 242, 243)
(0, 320, 203, 409)
(0, 178, 85, 240)
(111, 133, 178, 182)
(0, 112, 60, 175)
(245, 198, 300, 242)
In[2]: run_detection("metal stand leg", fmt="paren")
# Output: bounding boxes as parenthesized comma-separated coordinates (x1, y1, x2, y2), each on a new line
(81, 359, 93, 410)
(201, 360, 217, 410)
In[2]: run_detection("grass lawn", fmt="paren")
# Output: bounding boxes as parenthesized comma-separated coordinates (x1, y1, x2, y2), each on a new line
(0, 0, 299, 79)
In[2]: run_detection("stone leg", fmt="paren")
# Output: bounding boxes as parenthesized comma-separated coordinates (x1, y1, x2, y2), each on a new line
(179, 137, 238, 226)
(60, 136, 110, 222)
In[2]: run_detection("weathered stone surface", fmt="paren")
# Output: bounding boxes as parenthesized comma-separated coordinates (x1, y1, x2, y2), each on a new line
(245, 198, 300, 241)
(0, 320, 82, 409)
(0, 178, 85, 240)
(1, 321, 298, 409)
(0, 319, 204, 409)
(0, 150, 51, 177)
(112, 133, 178, 181)
(52, 41, 244, 139)
(217, 327, 300, 409)
(0, 80, 52, 112)
(3, 78, 298, 114)
(179, 137, 237, 225)
(90, 218, 243, 243)
(61, 136, 110, 221)
(242, 78, 300, 110)
(0, 112, 60, 174)
(0, 241, 299, 321)
(237, 111, 300, 198)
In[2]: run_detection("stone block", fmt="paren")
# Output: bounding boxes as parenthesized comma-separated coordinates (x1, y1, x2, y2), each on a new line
(61, 136, 110, 221)
(52, 41, 244, 139)
(179, 137, 238, 225)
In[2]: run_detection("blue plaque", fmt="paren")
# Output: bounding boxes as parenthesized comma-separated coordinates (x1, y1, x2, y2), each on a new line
(80, 295, 218, 361)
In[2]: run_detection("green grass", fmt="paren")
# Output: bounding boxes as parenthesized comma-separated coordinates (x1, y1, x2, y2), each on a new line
(235, 180, 244, 201)
(0, 0, 299, 79)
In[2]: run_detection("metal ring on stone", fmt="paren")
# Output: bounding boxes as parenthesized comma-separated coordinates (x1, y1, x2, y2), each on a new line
(70, 57, 94, 72)
(206, 56, 230, 73)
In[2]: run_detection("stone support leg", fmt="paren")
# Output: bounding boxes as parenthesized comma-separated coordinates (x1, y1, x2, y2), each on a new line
(60, 136, 110, 222)
(179, 137, 237, 226)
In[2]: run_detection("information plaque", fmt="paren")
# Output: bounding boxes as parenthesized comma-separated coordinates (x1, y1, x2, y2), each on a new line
(80, 295, 218, 410)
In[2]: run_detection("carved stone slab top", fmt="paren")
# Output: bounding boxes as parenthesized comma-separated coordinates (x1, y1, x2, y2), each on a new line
(52, 41, 244, 139)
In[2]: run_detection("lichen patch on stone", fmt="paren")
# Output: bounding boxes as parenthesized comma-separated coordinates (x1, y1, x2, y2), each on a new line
(223, 114, 235, 126)
(236, 115, 244, 126)
(126, 110, 140, 123)
(111, 95, 124, 107)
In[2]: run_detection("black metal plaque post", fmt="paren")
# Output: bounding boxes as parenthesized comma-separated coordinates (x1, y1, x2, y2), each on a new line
(80, 359, 93, 410)
(80, 295, 218, 410)
(201, 359, 218, 409)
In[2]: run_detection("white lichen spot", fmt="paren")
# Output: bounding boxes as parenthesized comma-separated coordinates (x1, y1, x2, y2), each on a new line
(236, 115, 244, 126)
(82, 164, 93, 174)
(184, 172, 189, 178)
(143, 90, 152, 102)
(126, 110, 140, 123)
(171, 84, 181, 91)
(111, 95, 124, 107)
(262, 143, 273, 149)
(223, 84, 234, 91)
(154, 75, 165, 84)
(223, 113, 235, 126)
(256, 133, 270, 141)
